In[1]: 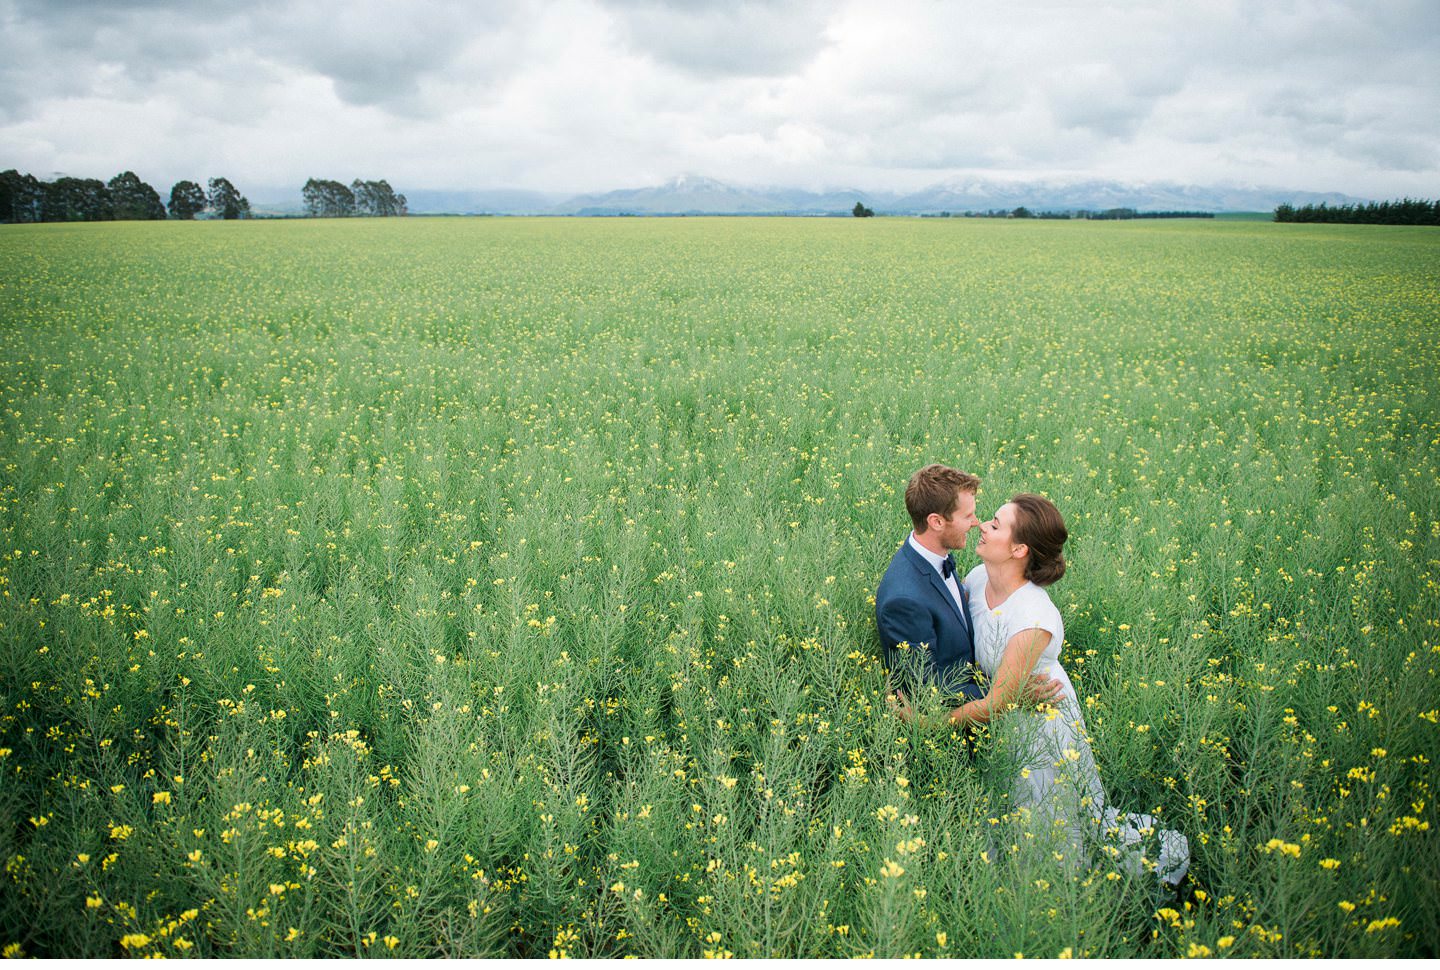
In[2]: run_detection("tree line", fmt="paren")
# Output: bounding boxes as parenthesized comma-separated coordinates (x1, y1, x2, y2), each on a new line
(303, 179, 407, 218)
(0, 169, 250, 223)
(1273, 199, 1439, 226)
(927, 208, 1214, 220)
(2, 168, 411, 223)
(1082, 208, 1213, 220)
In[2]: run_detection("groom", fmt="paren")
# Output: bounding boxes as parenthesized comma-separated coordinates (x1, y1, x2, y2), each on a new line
(876, 464, 1059, 709)
(875, 464, 988, 703)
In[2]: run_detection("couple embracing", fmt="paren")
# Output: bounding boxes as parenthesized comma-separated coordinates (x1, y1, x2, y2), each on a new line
(875, 464, 1190, 887)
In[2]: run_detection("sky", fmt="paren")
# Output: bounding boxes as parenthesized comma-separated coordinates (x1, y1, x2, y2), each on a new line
(2, 0, 1437, 200)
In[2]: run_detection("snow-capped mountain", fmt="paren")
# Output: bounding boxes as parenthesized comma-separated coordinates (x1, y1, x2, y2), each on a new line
(372, 175, 1367, 215)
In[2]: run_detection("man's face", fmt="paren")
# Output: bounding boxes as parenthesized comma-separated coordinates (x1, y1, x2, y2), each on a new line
(932, 490, 979, 551)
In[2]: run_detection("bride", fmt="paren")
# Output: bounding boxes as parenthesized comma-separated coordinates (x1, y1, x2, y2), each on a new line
(950, 493, 1190, 887)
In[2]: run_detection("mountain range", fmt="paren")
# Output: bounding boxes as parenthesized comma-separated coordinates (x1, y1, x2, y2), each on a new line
(259, 175, 1368, 217)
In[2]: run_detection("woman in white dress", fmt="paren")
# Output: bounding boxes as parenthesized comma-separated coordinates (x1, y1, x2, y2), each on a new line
(950, 493, 1189, 887)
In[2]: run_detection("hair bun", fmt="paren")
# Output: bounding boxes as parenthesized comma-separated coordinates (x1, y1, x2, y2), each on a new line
(1010, 493, 1068, 588)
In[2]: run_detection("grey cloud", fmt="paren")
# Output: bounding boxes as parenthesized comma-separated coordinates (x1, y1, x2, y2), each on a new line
(603, 0, 832, 77)
(1259, 88, 1350, 130)
(1044, 64, 1154, 139)
(2, 0, 523, 115)
(264, 1, 516, 109)
(2, 0, 1438, 197)
(1346, 133, 1437, 173)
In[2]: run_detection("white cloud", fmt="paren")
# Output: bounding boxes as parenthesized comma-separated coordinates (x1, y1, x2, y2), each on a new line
(0, 0, 1435, 199)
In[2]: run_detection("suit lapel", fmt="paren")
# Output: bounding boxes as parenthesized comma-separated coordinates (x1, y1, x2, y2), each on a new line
(958, 579, 975, 642)
(906, 545, 966, 625)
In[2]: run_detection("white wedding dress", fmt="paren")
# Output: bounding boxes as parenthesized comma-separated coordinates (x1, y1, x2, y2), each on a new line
(963, 565, 1190, 886)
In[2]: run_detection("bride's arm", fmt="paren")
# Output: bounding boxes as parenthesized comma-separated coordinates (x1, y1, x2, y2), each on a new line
(948, 628, 1052, 726)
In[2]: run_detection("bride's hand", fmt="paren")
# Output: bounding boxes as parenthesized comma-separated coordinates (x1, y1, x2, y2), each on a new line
(1022, 673, 1063, 706)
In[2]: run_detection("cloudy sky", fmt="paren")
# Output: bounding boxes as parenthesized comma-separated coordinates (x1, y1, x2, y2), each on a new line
(2, 0, 1436, 200)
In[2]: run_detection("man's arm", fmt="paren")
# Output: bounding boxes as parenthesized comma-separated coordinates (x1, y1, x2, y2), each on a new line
(877, 595, 936, 662)
(876, 595, 938, 694)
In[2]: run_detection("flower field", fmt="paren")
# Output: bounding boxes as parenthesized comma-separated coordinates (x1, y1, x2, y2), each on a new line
(1, 215, 1437, 958)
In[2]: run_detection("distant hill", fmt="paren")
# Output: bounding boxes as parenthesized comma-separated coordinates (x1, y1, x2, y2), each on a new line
(255, 176, 1370, 217)
(555, 177, 1366, 216)
(558, 176, 801, 215)
(889, 178, 1363, 214)
(401, 188, 564, 215)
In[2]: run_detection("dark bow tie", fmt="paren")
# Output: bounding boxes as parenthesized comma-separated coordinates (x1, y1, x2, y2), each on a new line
(941, 555, 956, 581)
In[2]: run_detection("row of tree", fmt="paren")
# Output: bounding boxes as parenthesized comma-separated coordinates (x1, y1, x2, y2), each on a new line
(302, 178, 408, 218)
(0, 169, 250, 223)
(923, 208, 1214, 220)
(1274, 199, 1439, 226)
(1083, 208, 1214, 220)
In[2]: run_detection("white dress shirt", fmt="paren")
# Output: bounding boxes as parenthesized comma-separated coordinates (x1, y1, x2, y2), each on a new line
(907, 532, 965, 613)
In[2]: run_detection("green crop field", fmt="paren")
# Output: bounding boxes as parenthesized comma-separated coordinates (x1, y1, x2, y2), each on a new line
(1, 216, 1437, 958)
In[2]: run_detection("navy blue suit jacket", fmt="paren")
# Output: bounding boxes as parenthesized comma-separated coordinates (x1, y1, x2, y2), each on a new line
(874, 540, 985, 703)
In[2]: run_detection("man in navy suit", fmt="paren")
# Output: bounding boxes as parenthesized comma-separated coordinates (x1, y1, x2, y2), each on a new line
(876, 464, 1060, 709)
(876, 464, 987, 703)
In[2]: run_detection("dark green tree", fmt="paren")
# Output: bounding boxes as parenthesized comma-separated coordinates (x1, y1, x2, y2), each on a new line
(42, 177, 112, 221)
(108, 171, 167, 220)
(0, 169, 44, 223)
(303, 178, 355, 217)
(207, 177, 250, 219)
(350, 178, 407, 217)
(852, 201, 874, 217)
(168, 180, 207, 219)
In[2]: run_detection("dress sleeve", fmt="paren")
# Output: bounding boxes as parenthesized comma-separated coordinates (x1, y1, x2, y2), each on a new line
(1006, 587, 1062, 643)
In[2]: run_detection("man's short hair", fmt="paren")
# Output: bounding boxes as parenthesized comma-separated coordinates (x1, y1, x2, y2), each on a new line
(905, 464, 980, 532)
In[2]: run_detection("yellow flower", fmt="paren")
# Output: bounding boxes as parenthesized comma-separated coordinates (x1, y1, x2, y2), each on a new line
(880, 859, 905, 879)
(1217, 936, 1235, 949)
(1262, 837, 1300, 857)
(119, 933, 151, 949)
(152, 791, 171, 805)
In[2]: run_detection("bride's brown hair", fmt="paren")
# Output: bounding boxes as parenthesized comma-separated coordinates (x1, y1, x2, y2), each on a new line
(1010, 493, 1067, 587)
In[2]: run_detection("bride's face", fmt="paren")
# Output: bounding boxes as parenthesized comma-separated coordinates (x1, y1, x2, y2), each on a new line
(977, 502, 1026, 566)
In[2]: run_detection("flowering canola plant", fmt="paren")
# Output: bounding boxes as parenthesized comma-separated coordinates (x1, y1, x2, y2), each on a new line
(0, 216, 1436, 957)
